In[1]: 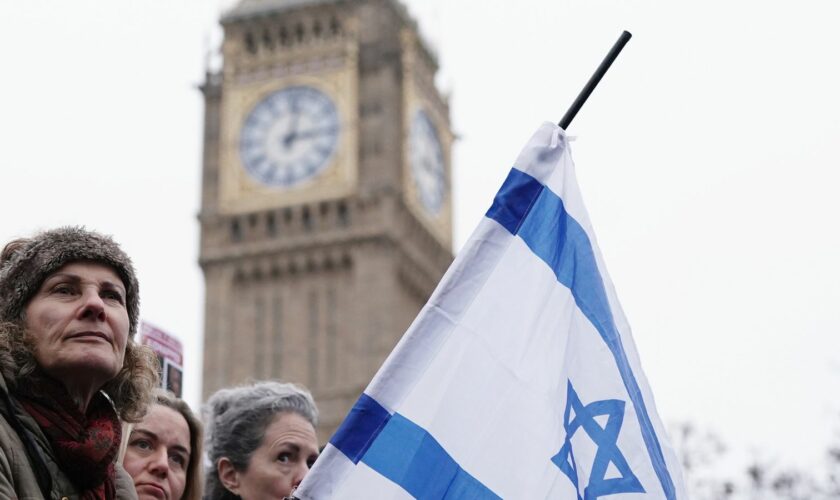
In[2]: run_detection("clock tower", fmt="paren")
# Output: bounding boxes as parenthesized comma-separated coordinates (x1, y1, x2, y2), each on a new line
(199, 0, 453, 438)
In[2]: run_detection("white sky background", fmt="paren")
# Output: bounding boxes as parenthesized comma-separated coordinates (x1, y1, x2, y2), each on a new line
(1, 0, 838, 474)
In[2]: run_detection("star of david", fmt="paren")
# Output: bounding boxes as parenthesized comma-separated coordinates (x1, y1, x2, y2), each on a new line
(551, 381, 645, 500)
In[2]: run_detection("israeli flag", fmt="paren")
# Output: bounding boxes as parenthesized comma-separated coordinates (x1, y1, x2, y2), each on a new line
(295, 123, 686, 499)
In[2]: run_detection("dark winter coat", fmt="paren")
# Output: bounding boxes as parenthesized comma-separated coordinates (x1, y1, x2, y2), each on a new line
(0, 373, 138, 500)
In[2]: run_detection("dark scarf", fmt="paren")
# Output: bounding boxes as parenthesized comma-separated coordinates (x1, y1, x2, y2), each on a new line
(16, 374, 121, 500)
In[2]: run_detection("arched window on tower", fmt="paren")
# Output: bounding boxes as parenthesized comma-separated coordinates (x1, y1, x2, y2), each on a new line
(244, 32, 257, 54)
(267, 212, 277, 237)
(262, 29, 273, 50)
(337, 201, 349, 226)
(308, 290, 320, 388)
(302, 206, 313, 231)
(326, 288, 337, 384)
(272, 290, 283, 377)
(231, 218, 243, 242)
(254, 292, 266, 377)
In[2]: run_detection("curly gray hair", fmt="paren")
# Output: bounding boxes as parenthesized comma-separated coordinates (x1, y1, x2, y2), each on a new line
(203, 381, 318, 500)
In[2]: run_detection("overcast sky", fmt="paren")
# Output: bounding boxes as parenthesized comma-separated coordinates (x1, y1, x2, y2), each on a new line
(1, 0, 838, 474)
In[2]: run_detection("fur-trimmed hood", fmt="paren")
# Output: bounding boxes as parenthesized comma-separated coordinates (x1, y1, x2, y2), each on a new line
(0, 321, 24, 387)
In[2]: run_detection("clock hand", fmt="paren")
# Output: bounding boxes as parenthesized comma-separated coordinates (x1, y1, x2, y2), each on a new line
(420, 158, 437, 174)
(283, 107, 302, 149)
(295, 126, 337, 141)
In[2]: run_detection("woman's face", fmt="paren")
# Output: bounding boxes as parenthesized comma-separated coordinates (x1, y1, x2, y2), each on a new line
(124, 404, 192, 500)
(24, 262, 129, 391)
(222, 412, 319, 499)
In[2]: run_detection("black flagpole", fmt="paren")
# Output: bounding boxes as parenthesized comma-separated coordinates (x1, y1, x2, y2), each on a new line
(559, 30, 632, 130)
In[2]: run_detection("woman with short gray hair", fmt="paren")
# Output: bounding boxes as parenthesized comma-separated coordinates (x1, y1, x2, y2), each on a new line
(203, 381, 319, 500)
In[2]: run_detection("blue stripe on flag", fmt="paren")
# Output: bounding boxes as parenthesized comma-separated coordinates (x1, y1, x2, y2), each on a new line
(331, 394, 501, 498)
(486, 168, 677, 500)
(330, 393, 392, 464)
(486, 167, 544, 235)
(364, 413, 501, 499)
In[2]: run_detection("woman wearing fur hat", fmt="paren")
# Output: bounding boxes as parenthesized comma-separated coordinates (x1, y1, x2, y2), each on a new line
(0, 227, 159, 499)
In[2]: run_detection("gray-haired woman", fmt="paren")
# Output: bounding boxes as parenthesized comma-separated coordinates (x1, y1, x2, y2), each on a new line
(204, 381, 319, 500)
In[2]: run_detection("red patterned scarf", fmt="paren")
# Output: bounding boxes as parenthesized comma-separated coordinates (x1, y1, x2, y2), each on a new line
(16, 375, 120, 500)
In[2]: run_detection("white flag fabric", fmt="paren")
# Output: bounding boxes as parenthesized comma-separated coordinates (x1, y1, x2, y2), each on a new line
(295, 123, 686, 499)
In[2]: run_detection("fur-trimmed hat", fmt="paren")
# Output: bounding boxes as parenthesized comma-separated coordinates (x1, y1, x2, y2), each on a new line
(0, 227, 140, 336)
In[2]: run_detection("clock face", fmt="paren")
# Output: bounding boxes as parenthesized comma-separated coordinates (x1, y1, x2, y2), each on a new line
(409, 110, 445, 215)
(239, 86, 340, 188)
